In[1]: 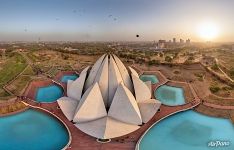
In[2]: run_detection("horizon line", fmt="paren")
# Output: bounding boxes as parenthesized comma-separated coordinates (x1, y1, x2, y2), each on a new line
(0, 40, 234, 44)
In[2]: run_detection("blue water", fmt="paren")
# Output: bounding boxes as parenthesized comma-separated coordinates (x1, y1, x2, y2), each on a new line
(140, 75, 159, 84)
(139, 110, 234, 150)
(35, 85, 63, 102)
(0, 109, 69, 150)
(155, 85, 185, 106)
(61, 74, 79, 83)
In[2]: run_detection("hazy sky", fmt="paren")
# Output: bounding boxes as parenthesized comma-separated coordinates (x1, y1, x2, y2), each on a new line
(0, 0, 233, 42)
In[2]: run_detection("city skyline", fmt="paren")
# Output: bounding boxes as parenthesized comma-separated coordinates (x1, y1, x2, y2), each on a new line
(0, 0, 233, 42)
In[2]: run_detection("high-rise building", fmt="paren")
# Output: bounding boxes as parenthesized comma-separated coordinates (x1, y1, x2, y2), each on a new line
(173, 38, 176, 43)
(158, 40, 166, 49)
(186, 39, 191, 44)
(180, 39, 184, 43)
(0, 49, 6, 59)
(158, 40, 166, 43)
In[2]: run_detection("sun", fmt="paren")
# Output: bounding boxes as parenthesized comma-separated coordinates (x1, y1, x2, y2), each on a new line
(197, 21, 219, 41)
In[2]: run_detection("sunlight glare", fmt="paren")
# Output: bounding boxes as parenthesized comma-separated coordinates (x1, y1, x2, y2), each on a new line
(198, 21, 219, 41)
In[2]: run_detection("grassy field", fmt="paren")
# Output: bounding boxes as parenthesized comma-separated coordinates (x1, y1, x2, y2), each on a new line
(4, 65, 36, 96)
(26, 50, 99, 72)
(0, 53, 27, 86)
(0, 101, 27, 115)
(0, 88, 10, 97)
(22, 66, 36, 75)
(0, 53, 27, 98)
(7, 75, 32, 95)
(26, 52, 39, 62)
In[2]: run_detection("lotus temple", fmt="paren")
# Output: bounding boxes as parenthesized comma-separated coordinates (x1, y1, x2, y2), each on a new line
(57, 54, 161, 139)
(1, 53, 234, 150)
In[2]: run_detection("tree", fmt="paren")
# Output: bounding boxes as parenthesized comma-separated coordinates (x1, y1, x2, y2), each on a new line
(174, 52, 179, 58)
(230, 68, 234, 78)
(188, 56, 194, 61)
(148, 59, 160, 66)
(209, 85, 220, 93)
(159, 52, 163, 57)
(211, 63, 219, 70)
(165, 56, 173, 62)
(61, 53, 69, 60)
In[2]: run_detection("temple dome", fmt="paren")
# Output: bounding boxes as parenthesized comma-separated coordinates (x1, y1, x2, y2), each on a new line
(57, 54, 161, 139)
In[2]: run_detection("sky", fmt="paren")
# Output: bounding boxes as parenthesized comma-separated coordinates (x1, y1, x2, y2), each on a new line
(0, 0, 233, 42)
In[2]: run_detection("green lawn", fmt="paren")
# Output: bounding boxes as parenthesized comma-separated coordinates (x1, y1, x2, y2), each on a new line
(22, 66, 36, 75)
(7, 75, 32, 95)
(26, 52, 39, 62)
(0, 53, 27, 87)
(0, 88, 10, 97)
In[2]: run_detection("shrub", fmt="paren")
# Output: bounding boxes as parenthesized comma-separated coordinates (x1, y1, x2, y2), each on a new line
(165, 56, 173, 62)
(61, 54, 69, 60)
(188, 56, 194, 61)
(209, 85, 220, 93)
(174, 70, 180, 74)
(194, 73, 204, 81)
(194, 73, 204, 78)
(8, 105, 18, 112)
(230, 68, 234, 78)
(222, 86, 232, 91)
(173, 53, 179, 59)
(148, 59, 160, 66)
(16, 102, 25, 109)
(211, 63, 219, 70)
(159, 52, 163, 57)
(0, 107, 8, 114)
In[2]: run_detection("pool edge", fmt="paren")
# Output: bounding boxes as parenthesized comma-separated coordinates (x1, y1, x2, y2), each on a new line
(23, 79, 65, 104)
(135, 107, 195, 150)
(25, 103, 72, 150)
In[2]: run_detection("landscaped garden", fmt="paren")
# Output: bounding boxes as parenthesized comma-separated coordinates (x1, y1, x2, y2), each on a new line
(0, 53, 27, 98)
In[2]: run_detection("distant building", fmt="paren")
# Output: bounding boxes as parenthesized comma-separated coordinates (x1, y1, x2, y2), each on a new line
(17, 49, 25, 52)
(64, 47, 79, 51)
(173, 38, 176, 43)
(158, 40, 166, 43)
(12, 45, 19, 48)
(158, 40, 166, 49)
(0, 49, 6, 59)
(180, 39, 184, 43)
(201, 55, 216, 66)
(186, 39, 191, 44)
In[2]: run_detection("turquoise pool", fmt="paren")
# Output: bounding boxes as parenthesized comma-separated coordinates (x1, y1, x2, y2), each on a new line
(0, 109, 69, 150)
(139, 110, 234, 150)
(140, 75, 159, 84)
(35, 84, 63, 102)
(61, 74, 79, 83)
(154, 85, 185, 106)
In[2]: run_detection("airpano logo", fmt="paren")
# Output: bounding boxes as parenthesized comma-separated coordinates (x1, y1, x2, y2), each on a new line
(208, 140, 230, 147)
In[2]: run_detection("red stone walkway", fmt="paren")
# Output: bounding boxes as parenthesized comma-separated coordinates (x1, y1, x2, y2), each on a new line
(19, 68, 203, 150)
(203, 102, 234, 110)
(22, 98, 200, 150)
(21, 80, 201, 150)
